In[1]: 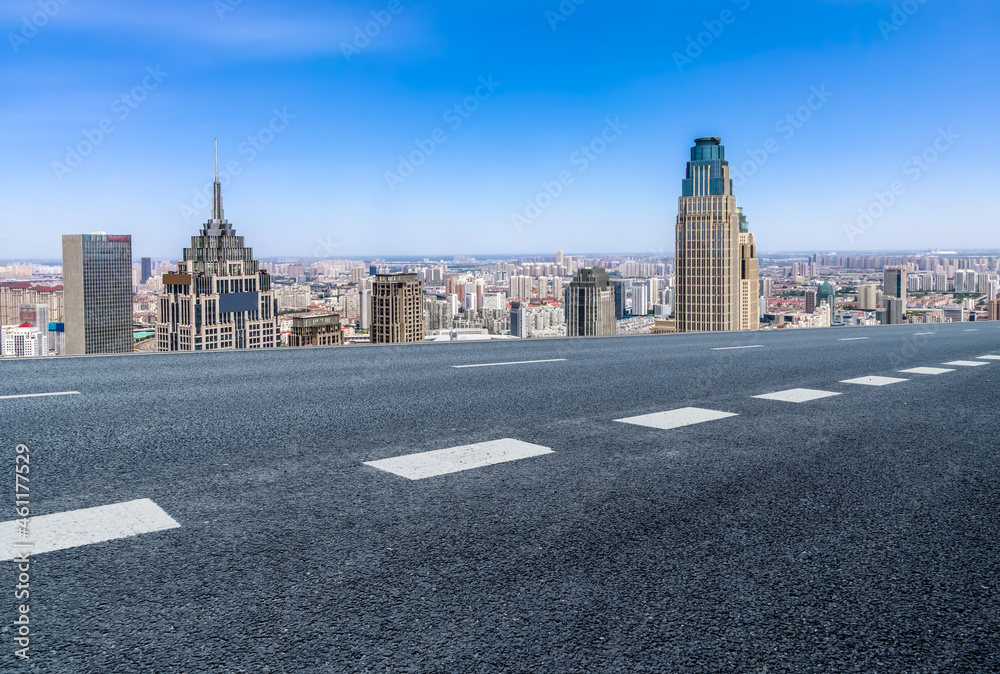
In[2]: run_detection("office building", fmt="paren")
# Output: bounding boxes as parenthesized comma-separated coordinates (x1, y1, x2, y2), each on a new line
(858, 285, 878, 311)
(805, 290, 817, 314)
(883, 298, 905, 325)
(632, 283, 649, 316)
(140, 257, 153, 284)
(675, 137, 758, 332)
(157, 149, 278, 351)
(737, 210, 759, 331)
(612, 279, 627, 320)
(62, 233, 133, 355)
(566, 267, 617, 337)
(1, 323, 47, 358)
(288, 314, 343, 347)
(884, 267, 907, 306)
(989, 294, 1000, 321)
(371, 273, 425, 344)
(510, 301, 527, 338)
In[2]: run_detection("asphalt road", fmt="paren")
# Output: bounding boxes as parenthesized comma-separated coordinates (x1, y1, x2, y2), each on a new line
(1, 322, 998, 672)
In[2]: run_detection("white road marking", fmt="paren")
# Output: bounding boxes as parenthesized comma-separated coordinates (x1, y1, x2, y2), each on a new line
(944, 360, 990, 367)
(711, 345, 764, 351)
(914, 332, 934, 336)
(0, 499, 179, 561)
(616, 407, 738, 430)
(976, 355, 1000, 360)
(965, 329, 978, 332)
(900, 367, 955, 375)
(841, 376, 909, 387)
(0, 391, 80, 401)
(754, 388, 842, 403)
(364, 439, 553, 480)
(453, 359, 566, 369)
(838, 337, 870, 341)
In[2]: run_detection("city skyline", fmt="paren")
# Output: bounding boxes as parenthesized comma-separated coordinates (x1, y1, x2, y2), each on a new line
(1, 1, 998, 259)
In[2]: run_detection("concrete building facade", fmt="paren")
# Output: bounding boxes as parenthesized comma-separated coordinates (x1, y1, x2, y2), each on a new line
(288, 314, 343, 347)
(566, 267, 617, 337)
(371, 274, 425, 344)
(157, 160, 278, 352)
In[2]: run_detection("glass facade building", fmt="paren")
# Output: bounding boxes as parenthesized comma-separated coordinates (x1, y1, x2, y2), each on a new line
(61, 233, 134, 355)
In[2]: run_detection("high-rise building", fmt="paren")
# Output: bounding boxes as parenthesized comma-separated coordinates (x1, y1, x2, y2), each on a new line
(805, 290, 817, 314)
(884, 267, 907, 306)
(566, 267, 617, 337)
(631, 283, 649, 316)
(738, 210, 759, 330)
(510, 301, 527, 338)
(882, 298, 905, 325)
(157, 146, 278, 352)
(1, 324, 47, 358)
(18, 303, 50, 331)
(675, 137, 758, 332)
(989, 294, 1000, 322)
(371, 273, 425, 343)
(288, 314, 343, 347)
(612, 280, 626, 320)
(858, 285, 878, 311)
(62, 233, 133, 355)
(509, 276, 533, 300)
(140, 257, 153, 284)
(556, 250, 564, 266)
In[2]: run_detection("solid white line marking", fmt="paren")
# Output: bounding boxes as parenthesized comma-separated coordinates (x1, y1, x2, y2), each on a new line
(944, 360, 990, 367)
(0, 499, 179, 561)
(0, 391, 80, 401)
(841, 376, 909, 387)
(453, 359, 567, 369)
(616, 407, 738, 430)
(914, 332, 934, 336)
(365, 439, 553, 480)
(976, 355, 1000, 360)
(965, 329, 978, 332)
(900, 367, 955, 375)
(711, 345, 764, 351)
(838, 337, 870, 341)
(754, 388, 842, 403)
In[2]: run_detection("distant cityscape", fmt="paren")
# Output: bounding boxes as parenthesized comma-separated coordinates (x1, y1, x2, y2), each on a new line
(2, 137, 999, 358)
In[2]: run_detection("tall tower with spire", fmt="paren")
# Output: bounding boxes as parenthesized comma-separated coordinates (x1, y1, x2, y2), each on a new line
(156, 142, 278, 351)
(674, 137, 759, 332)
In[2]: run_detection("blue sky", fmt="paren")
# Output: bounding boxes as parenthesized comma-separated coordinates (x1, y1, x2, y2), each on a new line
(1, 0, 997, 259)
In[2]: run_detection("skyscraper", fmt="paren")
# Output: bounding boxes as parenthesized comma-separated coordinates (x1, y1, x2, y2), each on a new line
(989, 294, 1000, 322)
(737, 209, 759, 331)
(858, 285, 878, 311)
(371, 273, 425, 343)
(140, 257, 153, 284)
(157, 144, 278, 352)
(675, 137, 758, 332)
(612, 279, 626, 320)
(884, 267, 907, 305)
(566, 267, 617, 337)
(805, 290, 817, 314)
(62, 233, 133, 355)
(510, 301, 527, 338)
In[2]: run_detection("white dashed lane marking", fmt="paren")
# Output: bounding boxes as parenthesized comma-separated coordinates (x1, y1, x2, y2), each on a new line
(0, 391, 80, 401)
(0, 499, 180, 561)
(616, 407, 738, 430)
(754, 389, 842, 403)
(900, 367, 955, 375)
(711, 345, 764, 351)
(838, 337, 870, 341)
(365, 439, 553, 480)
(976, 355, 1000, 361)
(841, 376, 909, 387)
(453, 359, 566, 369)
(945, 360, 990, 367)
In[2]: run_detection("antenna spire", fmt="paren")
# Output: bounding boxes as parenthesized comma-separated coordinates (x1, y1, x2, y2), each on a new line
(211, 138, 224, 221)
